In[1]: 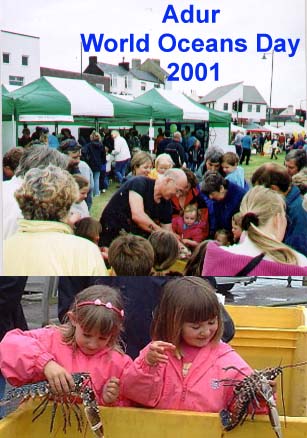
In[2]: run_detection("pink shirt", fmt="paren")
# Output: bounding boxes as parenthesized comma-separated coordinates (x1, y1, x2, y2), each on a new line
(122, 341, 261, 412)
(0, 327, 132, 406)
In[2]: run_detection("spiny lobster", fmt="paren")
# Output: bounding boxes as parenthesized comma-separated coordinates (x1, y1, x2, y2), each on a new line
(0, 372, 103, 437)
(219, 360, 307, 438)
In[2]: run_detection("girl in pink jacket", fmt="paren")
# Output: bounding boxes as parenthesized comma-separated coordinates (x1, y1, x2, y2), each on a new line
(0, 285, 132, 406)
(122, 277, 268, 413)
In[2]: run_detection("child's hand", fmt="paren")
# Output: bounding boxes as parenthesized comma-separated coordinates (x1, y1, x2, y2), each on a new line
(146, 341, 176, 366)
(102, 377, 120, 404)
(44, 360, 75, 394)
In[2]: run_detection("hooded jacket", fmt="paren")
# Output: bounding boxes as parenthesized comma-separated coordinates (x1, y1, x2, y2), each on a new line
(0, 327, 132, 406)
(122, 341, 258, 412)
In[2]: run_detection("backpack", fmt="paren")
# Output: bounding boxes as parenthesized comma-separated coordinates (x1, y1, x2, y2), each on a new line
(164, 142, 181, 168)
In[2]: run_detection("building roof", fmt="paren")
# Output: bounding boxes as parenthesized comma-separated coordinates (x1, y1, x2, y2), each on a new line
(199, 82, 243, 103)
(1, 29, 40, 39)
(243, 85, 266, 104)
(40, 67, 110, 92)
(130, 68, 158, 82)
(96, 62, 130, 76)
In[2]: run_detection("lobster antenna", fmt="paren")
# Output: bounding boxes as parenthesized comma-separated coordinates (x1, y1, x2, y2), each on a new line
(281, 360, 307, 370)
(280, 371, 287, 428)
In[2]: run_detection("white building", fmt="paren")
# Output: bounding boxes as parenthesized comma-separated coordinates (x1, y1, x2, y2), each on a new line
(84, 57, 170, 97)
(1, 30, 40, 87)
(199, 82, 267, 125)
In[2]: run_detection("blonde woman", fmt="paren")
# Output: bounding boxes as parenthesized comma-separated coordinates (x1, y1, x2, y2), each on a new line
(202, 186, 307, 275)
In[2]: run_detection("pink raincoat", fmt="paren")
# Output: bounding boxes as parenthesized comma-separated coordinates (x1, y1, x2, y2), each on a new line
(0, 327, 132, 406)
(122, 341, 267, 413)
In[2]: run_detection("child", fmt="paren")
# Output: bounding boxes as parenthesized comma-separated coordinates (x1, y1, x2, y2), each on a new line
(149, 153, 174, 179)
(122, 277, 268, 412)
(70, 174, 90, 220)
(148, 230, 180, 275)
(221, 152, 248, 190)
(172, 204, 208, 249)
(74, 217, 102, 245)
(108, 233, 154, 276)
(0, 285, 132, 406)
(231, 212, 244, 243)
(214, 229, 233, 246)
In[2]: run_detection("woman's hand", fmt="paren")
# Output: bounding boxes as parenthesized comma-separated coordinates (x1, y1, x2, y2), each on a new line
(146, 341, 176, 366)
(44, 360, 75, 394)
(102, 377, 120, 404)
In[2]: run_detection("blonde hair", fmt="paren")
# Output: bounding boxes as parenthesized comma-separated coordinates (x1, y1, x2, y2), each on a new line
(240, 186, 298, 264)
(222, 152, 239, 166)
(130, 151, 152, 175)
(90, 130, 101, 142)
(183, 204, 198, 218)
(61, 285, 124, 353)
(155, 153, 174, 169)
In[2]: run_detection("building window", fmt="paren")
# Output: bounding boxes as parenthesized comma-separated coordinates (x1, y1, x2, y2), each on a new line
(9, 75, 24, 86)
(110, 74, 117, 88)
(256, 104, 261, 112)
(141, 82, 146, 91)
(154, 83, 160, 88)
(3, 53, 10, 63)
(22, 55, 29, 66)
(247, 104, 253, 112)
(223, 103, 228, 111)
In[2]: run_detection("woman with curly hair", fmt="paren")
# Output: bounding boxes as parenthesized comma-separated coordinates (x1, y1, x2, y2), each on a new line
(4, 164, 107, 276)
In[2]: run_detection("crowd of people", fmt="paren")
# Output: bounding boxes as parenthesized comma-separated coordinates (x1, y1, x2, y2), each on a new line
(2, 125, 307, 276)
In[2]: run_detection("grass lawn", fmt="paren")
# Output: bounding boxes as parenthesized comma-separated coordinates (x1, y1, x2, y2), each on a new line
(90, 151, 286, 220)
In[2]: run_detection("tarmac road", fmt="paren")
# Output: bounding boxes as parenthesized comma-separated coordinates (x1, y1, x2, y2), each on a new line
(21, 276, 307, 329)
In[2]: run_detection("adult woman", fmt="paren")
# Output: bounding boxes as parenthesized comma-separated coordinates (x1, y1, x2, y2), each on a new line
(201, 171, 247, 234)
(202, 186, 307, 275)
(195, 147, 224, 181)
(284, 149, 307, 177)
(130, 151, 153, 177)
(4, 165, 107, 276)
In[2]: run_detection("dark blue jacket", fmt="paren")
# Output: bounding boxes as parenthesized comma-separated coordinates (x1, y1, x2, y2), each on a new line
(213, 181, 247, 232)
(284, 185, 307, 256)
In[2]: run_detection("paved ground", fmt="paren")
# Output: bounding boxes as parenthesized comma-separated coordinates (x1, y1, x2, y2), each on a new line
(21, 276, 307, 329)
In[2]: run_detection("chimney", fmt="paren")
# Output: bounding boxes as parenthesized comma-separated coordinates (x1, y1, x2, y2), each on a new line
(89, 56, 98, 65)
(118, 57, 129, 71)
(151, 59, 161, 66)
(132, 58, 141, 69)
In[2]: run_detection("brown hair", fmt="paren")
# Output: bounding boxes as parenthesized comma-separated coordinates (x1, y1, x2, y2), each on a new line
(183, 240, 210, 276)
(151, 277, 223, 348)
(61, 285, 124, 352)
(148, 230, 179, 272)
(130, 151, 152, 175)
(74, 217, 102, 243)
(73, 174, 90, 189)
(222, 152, 239, 166)
(108, 233, 154, 275)
(3, 147, 24, 172)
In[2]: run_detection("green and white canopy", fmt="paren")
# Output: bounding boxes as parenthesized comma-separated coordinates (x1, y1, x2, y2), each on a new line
(133, 89, 231, 125)
(9, 76, 152, 122)
(2, 85, 14, 118)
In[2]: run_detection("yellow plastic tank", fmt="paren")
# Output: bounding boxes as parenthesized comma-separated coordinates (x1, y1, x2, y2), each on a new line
(1, 402, 307, 438)
(226, 305, 307, 416)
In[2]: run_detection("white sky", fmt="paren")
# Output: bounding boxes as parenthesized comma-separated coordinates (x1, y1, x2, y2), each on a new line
(1, 0, 306, 108)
